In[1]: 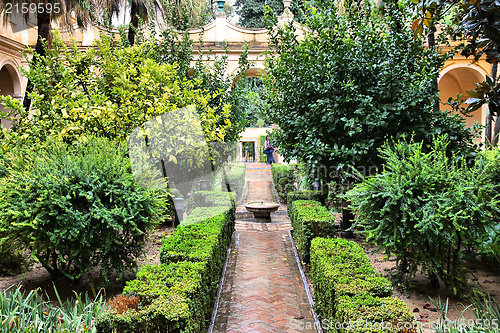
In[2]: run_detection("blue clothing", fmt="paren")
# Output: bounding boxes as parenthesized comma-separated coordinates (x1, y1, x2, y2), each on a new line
(265, 148, 275, 164)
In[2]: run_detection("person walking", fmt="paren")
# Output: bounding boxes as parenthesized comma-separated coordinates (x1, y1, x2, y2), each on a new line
(264, 136, 276, 165)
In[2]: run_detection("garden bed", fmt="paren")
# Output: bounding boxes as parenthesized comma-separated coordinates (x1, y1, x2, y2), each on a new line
(0, 225, 172, 303)
(351, 233, 500, 332)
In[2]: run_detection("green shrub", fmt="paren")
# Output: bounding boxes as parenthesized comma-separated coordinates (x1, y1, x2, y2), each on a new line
(224, 163, 246, 203)
(287, 190, 326, 217)
(0, 138, 165, 282)
(310, 238, 415, 333)
(345, 136, 500, 294)
(0, 285, 106, 333)
(272, 163, 297, 203)
(98, 202, 236, 332)
(334, 294, 415, 333)
(290, 200, 335, 264)
(184, 191, 235, 215)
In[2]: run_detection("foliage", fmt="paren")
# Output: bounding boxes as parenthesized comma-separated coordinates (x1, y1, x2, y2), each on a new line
(98, 205, 235, 332)
(433, 293, 500, 333)
(154, 23, 253, 144)
(0, 285, 106, 333)
(232, 77, 270, 127)
(344, 136, 500, 294)
(0, 137, 165, 282)
(259, 135, 267, 162)
(263, 0, 477, 186)
(234, 0, 310, 28)
(0, 32, 228, 148)
(289, 200, 335, 264)
(223, 163, 246, 204)
(465, 73, 500, 117)
(271, 163, 297, 203)
(457, 0, 500, 64)
(310, 238, 415, 333)
(184, 191, 235, 215)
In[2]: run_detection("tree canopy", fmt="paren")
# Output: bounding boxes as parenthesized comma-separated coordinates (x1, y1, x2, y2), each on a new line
(263, 0, 477, 185)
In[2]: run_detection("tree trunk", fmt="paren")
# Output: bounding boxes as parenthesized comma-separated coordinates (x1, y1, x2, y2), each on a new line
(128, 0, 139, 46)
(23, 4, 51, 112)
(491, 63, 499, 147)
(427, 30, 440, 113)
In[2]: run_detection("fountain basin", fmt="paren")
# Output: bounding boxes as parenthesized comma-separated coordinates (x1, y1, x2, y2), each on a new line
(244, 202, 280, 222)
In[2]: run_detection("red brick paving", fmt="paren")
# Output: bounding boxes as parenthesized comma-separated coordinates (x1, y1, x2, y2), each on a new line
(213, 163, 317, 333)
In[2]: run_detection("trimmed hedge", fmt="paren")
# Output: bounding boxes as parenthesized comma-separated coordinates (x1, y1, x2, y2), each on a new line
(310, 238, 415, 333)
(184, 191, 235, 215)
(287, 190, 326, 214)
(289, 200, 335, 264)
(224, 164, 246, 204)
(96, 203, 236, 332)
(271, 163, 296, 203)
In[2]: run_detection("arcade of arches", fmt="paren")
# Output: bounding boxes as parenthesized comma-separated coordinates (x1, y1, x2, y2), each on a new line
(0, 3, 494, 154)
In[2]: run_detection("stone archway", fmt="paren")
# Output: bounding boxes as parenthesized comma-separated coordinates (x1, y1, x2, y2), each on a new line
(438, 65, 487, 140)
(0, 62, 22, 130)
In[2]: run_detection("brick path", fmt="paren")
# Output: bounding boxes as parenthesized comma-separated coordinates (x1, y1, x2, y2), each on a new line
(212, 163, 317, 333)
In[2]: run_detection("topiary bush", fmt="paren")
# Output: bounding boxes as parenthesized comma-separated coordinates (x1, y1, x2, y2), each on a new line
(0, 137, 166, 282)
(290, 200, 335, 264)
(345, 136, 500, 294)
(287, 190, 326, 217)
(310, 238, 415, 333)
(272, 163, 297, 203)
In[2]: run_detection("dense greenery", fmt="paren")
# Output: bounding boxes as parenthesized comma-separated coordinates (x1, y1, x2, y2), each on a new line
(345, 136, 500, 294)
(271, 163, 297, 203)
(97, 204, 235, 332)
(310, 238, 415, 333)
(0, 285, 106, 333)
(0, 32, 227, 147)
(263, 0, 477, 186)
(0, 137, 165, 282)
(234, 0, 310, 28)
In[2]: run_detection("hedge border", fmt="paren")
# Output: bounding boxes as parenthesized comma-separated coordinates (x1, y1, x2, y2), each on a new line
(289, 200, 335, 264)
(310, 238, 416, 333)
(96, 199, 236, 332)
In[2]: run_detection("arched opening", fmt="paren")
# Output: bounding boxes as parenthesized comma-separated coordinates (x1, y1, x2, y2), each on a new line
(439, 66, 485, 133)
(0, 63, 21, 130)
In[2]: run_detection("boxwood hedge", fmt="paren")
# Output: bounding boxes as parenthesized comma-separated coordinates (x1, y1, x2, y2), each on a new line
(184, 191, 235, 215)
(310, 238, 415, 333)
(289, 200, 335, 264)
(96, 199, 235, 332)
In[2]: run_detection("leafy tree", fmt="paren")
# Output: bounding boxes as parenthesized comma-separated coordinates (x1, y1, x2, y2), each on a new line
(0, 32, 227, 146)
(234, 0, 310, 28)
(264, 0, 476, 182)
(263, 0, 477, 233)
(457, 0, 500, 146)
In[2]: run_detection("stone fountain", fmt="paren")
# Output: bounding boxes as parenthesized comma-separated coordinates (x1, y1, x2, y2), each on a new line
(244, 200, 280, 223)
